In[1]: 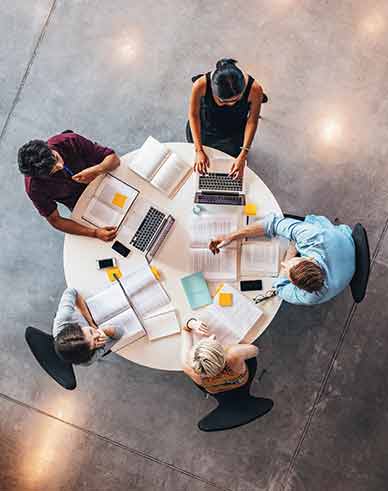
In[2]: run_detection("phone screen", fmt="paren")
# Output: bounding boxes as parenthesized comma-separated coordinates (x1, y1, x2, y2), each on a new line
(98, 258, 115, 269)
(112, 241, 130, 258)
(240, 280, 263, 292)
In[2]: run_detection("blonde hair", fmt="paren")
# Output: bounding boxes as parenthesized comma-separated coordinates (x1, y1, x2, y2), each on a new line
(192, 338, 226, 377)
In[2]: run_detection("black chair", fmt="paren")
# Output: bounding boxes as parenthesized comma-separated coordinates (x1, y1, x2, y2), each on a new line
(25, 327, 77, 390)
(195, 358, 273, 432)
(350, 223, 370, 303)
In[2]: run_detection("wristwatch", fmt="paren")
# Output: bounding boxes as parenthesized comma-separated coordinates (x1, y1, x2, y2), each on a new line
(184, 318, 197, 332)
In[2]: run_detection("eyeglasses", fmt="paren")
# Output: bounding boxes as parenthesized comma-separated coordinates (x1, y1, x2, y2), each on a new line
(253, 289, 277, 304)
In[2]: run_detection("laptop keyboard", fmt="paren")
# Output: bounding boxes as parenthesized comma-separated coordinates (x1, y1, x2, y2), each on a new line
(130, 207, 165, 252)
(195, 193, 246, 206)
(199, 173, 243, 192)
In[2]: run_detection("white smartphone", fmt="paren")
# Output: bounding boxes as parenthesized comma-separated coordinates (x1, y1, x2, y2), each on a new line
(96, 258, 117, 270)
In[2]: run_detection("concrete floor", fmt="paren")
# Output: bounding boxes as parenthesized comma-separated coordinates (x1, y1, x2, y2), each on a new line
(1, 0, 388, 490)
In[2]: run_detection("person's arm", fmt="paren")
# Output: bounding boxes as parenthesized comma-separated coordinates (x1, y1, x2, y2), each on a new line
(53, 288, 78, 337)
(47, 209, 117, 242)
(72, 153, 120, 184)
(188, 77, 209, 174)
(227, 344, 258, 361)
(75, 292, 97, 328)
(209, 216, 267, 254)
(229, 83, 263, 180)
(279, 243, 299, 277)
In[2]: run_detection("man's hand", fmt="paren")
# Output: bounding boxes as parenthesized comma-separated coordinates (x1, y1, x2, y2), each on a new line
(229, 155, 246, 180)
(285, 242, 299, 261)
(188, 319, 210, 336)
(72, 164, 102, 184)
(208, 235, 233, 255)
(95, 226, 117, 242)
(194, 149, 210, 175)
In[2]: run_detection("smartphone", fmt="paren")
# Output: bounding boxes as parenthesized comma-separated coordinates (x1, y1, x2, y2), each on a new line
(112, 240, 131, 258)
(96, 258, 117, 270)
(240, 279, 263, 292)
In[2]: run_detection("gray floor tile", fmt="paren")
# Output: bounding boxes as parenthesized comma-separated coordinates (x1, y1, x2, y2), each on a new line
(0, 395, 225, 491)
(283, 262, 388, 491)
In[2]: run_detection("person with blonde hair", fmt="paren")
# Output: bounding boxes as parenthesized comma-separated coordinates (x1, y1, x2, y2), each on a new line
(181, 318, 258, 393)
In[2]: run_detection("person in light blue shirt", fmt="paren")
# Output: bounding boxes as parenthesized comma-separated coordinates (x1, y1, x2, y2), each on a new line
(209, 214, 356, 305)
(53, 288, 124, 365)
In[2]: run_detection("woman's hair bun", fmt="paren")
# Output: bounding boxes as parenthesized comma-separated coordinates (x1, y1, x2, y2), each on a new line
(216, 58, 238, 70)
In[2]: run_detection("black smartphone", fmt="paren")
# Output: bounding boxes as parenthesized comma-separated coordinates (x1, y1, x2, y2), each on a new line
(112, 240, 131, 258)
(240, 279, 263, 292)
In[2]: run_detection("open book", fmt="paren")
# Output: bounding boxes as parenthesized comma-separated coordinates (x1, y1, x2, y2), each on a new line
(142, 309, 180, 341)
(196, 284, 263, 345)
(190, 215, 239, 281)
(86, 264, 171, 349)
(82, 173, 139, 228)
(128, 136, 192, 197)
(241, 240, 280, 277)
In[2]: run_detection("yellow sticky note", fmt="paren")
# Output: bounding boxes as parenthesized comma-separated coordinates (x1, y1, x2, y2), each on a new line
(112, 192, 128, 209)
(244, 203, 257, 216)
(219, 292, 233, 307)
(150, 266, 161, 281)
(215, 283, 224, 295)
(106, 267, 122, 282)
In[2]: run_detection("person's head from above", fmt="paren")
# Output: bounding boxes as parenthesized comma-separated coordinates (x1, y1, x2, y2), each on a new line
(211, 58, 245, 105)
(18, 139, 64, 177)
(54, 323, 107, 365)
(282, 257, 325, 293)
(191, 336, 226, 378)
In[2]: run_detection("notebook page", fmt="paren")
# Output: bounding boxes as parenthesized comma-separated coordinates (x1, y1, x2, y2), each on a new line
(95, 175, 138, 212)
(142, 310, 180, 341)
(197, 284, 263, 345)
(121, 265, 170, 318)
(100, 308, 146, 351)
(129, 136, 169, 180)
(86, 283, 128, 325)
(190, 215, 239, 249)
(83, 198, 121, 228)
(241, 240, 280, 276)
(191, 248, 237, 281)
(150, 153, 191, 197)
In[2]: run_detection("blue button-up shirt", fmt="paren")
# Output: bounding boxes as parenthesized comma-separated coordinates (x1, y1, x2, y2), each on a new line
(262, 214, 355, 305)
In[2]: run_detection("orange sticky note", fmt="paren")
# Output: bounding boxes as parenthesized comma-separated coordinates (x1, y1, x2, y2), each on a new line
(215, 283, 224, 295)
(112, 192, 128, 209)
(106, 267, 122, 282)
(244, 203, 257, 216)
(219, 292, 233, 307)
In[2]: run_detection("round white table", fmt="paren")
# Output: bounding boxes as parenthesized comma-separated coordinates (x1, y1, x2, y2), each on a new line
(64, 143, 286, 371)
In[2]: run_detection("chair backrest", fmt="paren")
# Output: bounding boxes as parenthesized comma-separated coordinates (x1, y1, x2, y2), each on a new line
(350, 223, 370, 303)
(25, 327, 77, 390)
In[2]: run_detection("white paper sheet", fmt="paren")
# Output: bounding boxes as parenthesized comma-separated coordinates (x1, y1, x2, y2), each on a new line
(129, 136, 169, 180)
(196, 284, 263, 345)
(100, 308, 146, 351)
(190, 215, 239, 249)
(83, 198, 121, 228)
(142, 310, 180, 341)
(86, 282, 128, 325)
(191, 248, 237, 281)
(241, 240, 280, 276)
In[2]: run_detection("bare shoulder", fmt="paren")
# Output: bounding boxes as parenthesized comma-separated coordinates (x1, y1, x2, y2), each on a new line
(182, 364, 202, 384)
(192, 75, 207, 96)
(249, 80, 263, 100)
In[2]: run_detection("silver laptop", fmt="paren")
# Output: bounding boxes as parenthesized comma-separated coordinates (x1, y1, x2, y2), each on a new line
(194, 158, 246, 206)
(118, 196, 175, 261)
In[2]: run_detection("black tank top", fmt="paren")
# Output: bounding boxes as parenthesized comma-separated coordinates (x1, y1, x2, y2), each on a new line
(201, 71, 255, 135)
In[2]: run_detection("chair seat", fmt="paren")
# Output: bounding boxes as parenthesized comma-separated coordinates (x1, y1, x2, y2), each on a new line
(25, 327, 76, 390)
(350, 224, 370, 303)
(198, 396, 273, 432)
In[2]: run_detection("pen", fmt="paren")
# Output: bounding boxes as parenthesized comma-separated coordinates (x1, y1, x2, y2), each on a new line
(63, 164, 74, 177)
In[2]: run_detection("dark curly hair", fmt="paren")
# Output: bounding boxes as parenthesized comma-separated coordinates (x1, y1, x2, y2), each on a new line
(17, 139, 56, 177)
(54, 322, 94, 365)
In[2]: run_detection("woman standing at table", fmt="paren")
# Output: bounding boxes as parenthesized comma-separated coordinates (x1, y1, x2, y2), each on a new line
(181, 318, 258, 393)
(187, 58, 267, 179)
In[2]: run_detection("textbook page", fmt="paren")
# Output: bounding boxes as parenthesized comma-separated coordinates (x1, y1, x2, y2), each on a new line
(150, 153, 192, 197)
(191, 248, 237, 281)
(142, 310, 180, 341)
(197, 284, 263, 345)
(83, 198, 121, 228)
(190, 215, 239, 249)
(100, 308, 146, 351)
(241, 240, 280, 277)
(129, 136, 169, 180)
(86, 282, 128, 325)
(121, 265, 170, 318)
(95, 175, 138, 213)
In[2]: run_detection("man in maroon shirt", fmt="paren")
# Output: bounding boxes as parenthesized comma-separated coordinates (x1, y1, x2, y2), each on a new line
(18, 131, 120, 241)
